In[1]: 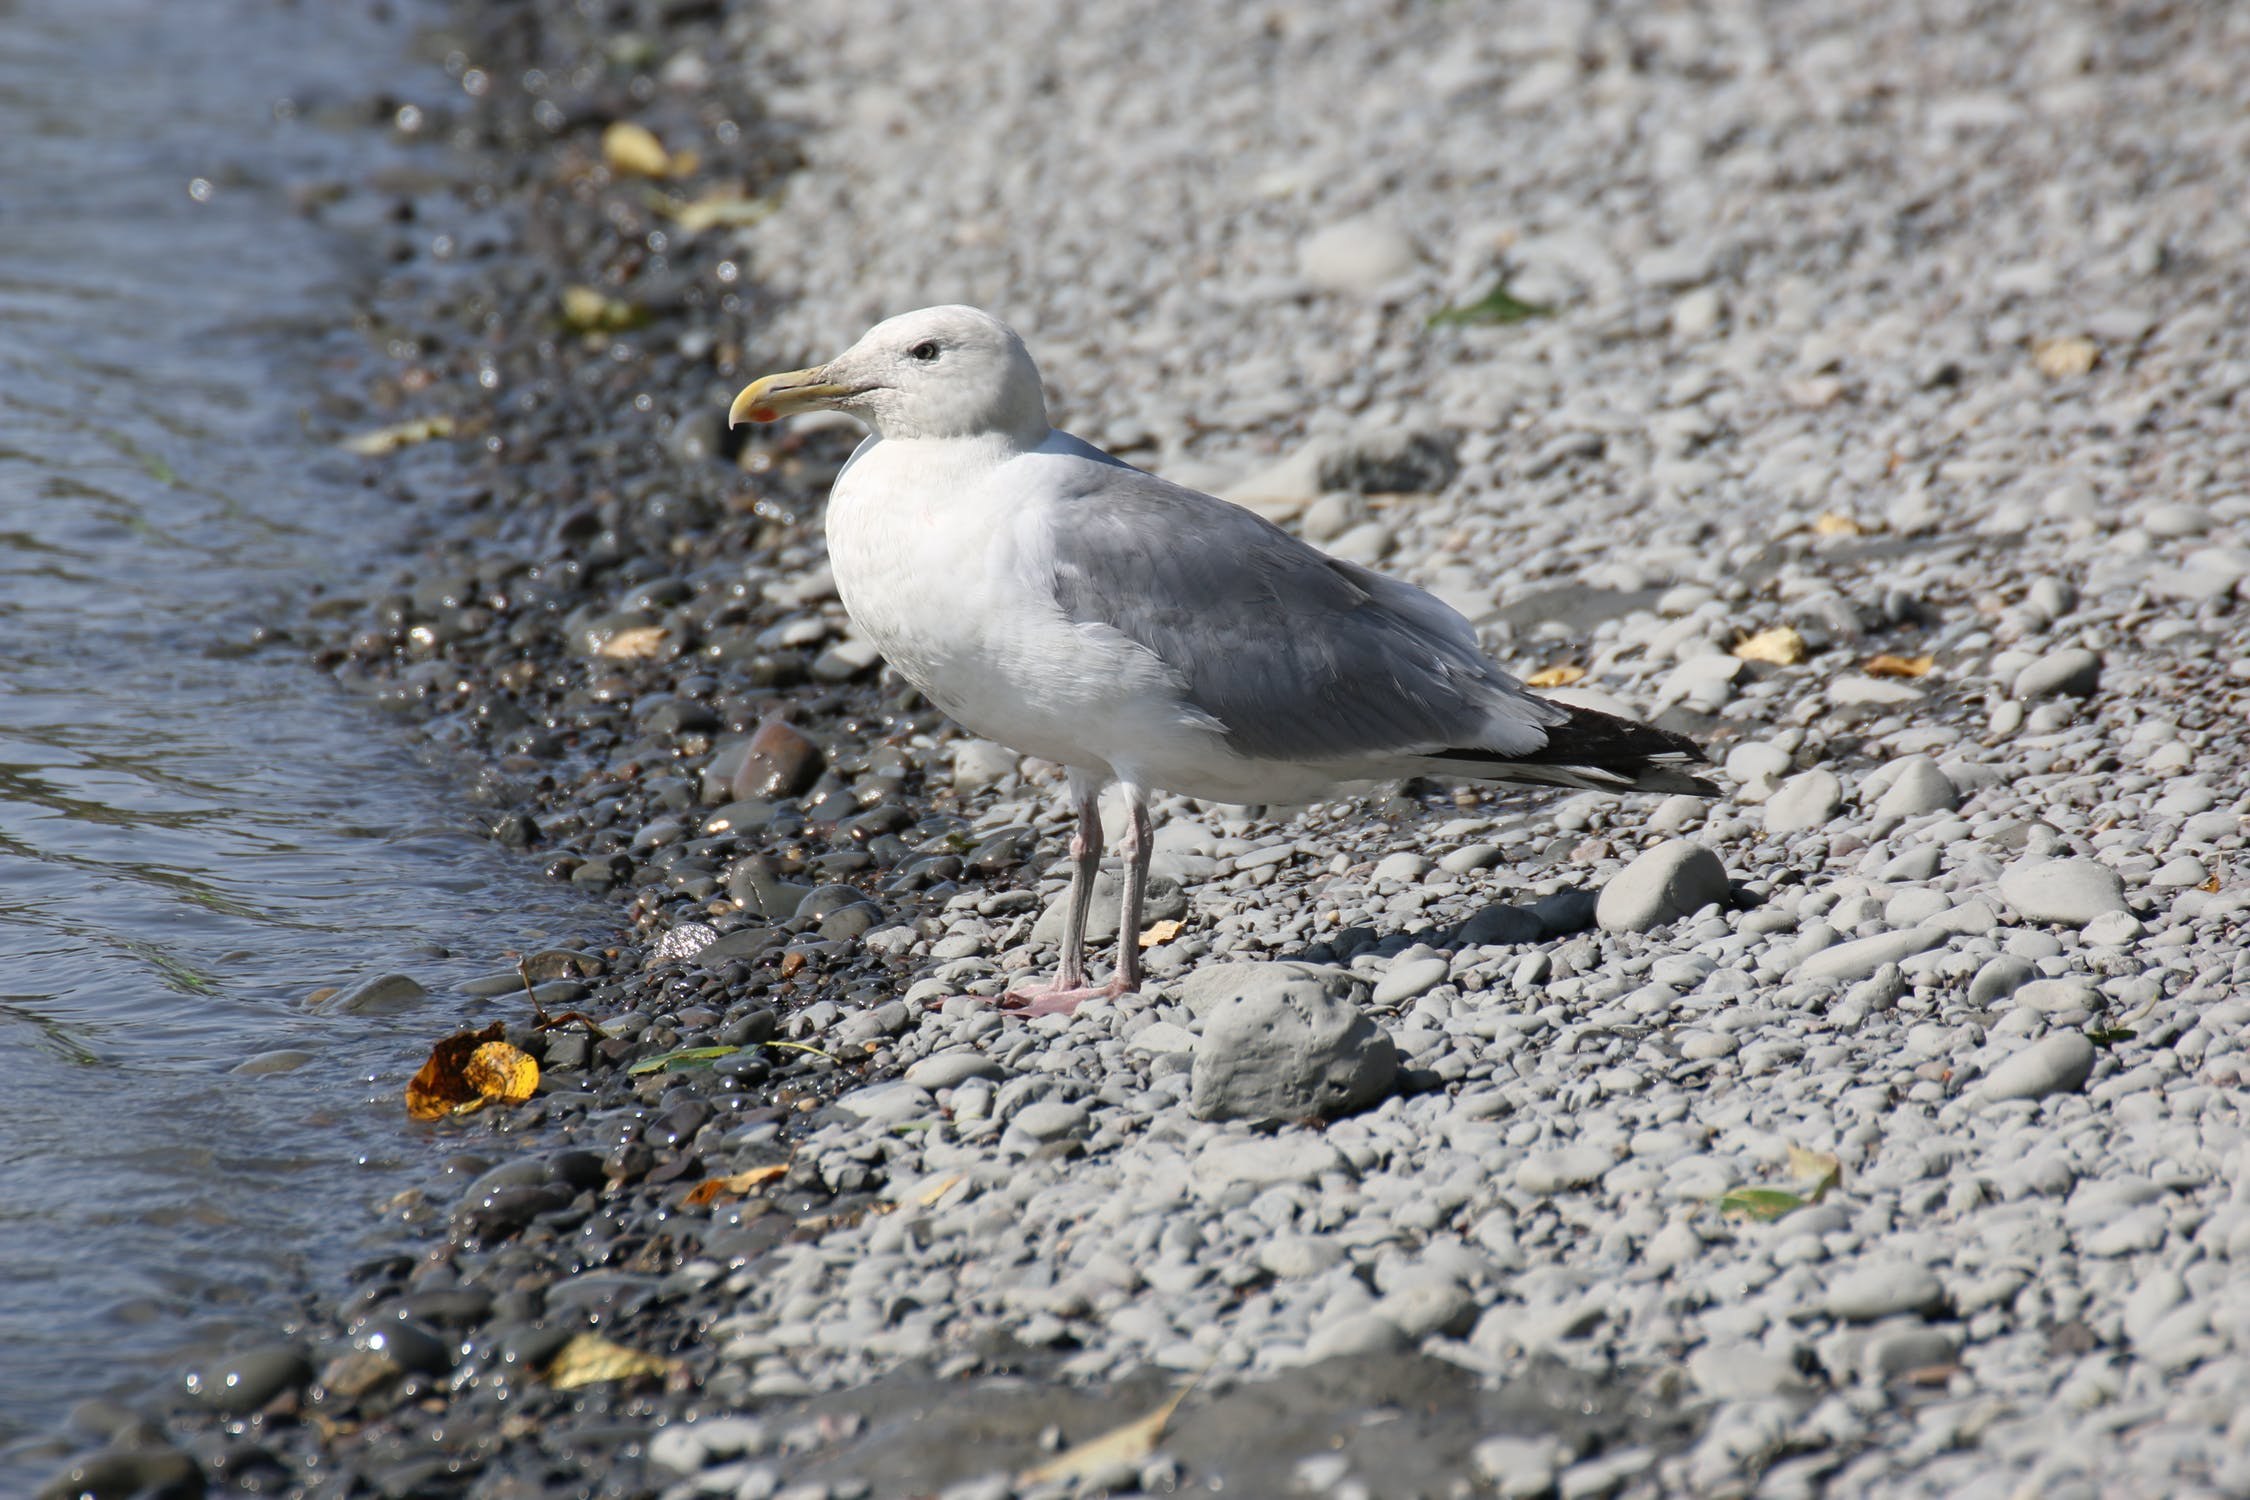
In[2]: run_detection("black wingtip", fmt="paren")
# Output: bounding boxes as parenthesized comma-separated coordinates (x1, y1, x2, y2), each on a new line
(1436, 702, 1719, 797)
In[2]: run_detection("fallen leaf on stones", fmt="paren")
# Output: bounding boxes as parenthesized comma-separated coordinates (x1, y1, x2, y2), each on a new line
(1811, 512, 1872, 537)
(654, 188, 775, 233)
(1862, 653, 1935, 678)
(1427, 280, 1551, 328)
(1785, 1146, 1843, 1198)
(778, 951, 808, 980)
(2201, 875, 2220, 894)
(462, 1041, 538, 1106)
(1019, 1379, 1194, 1485)
(626, 1044, 743, 1076)
(406, 1022, 506, 1120)
(601, 120, 679, 178)
(763, 1039, 836, 1062)
(561, 285, 647, 335)
(544, 1332, 678, 1390)
(917, 1173, 965, 1207)
(2033, 335, 2099, 378)
(1525, 664, 1586, 688)
(595, 624, 669, 660)
(1733, 626, 1807, 666)
(682, 1163, 789, 1206)
(1716, 1188, 1809, 1222)
(1139, 919, 1184, 949)
(341, 416, 454, 456)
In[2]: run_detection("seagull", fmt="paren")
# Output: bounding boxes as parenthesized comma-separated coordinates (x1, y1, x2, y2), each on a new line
(730, 306, 1715, 1014)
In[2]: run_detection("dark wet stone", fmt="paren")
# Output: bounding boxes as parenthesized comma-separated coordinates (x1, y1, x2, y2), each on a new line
(716, 1007, 780, 1046)
(702, 798, 776, 835)
(37, 1443, 203, 1500)
(964, 826, 1034, 873)
(326, 972, 429, 1015)
(652, 1101, 710, 1146)
(543, 1033, 591, 1070)
(1458, 905, 1541, 946)
(391, 1288, 494, 1328)
(794, 883, 865, 921)
(643, 697, 721, 735)
(457, 968, 532, 997)
(523, 948, 603, 980)
(1529, 889, 1599, 936)
(529, 978, 589, 1008)
(491, 810, 540, 847)
(490, 1320, 576, 1374)
(732, 718, 824, 799)
(353, 1319, 453, 1376)
(549, 1149, 606, 1189)
(319, 1348, 404, 1401)
(839, 803, 909, 841)
(183, 1342, 313, 1414)
(820, 902, 883, 941)
(698, 925, 777, 964)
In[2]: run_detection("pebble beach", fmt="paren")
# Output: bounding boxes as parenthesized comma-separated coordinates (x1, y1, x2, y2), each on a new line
(48, 0, 2250, 1496)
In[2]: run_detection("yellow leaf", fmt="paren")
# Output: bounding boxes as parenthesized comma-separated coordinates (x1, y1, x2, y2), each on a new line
(1525, 664, 1586, 688)
(596, 624, 670, 660)
(1019, 1381, 1194, 1486)
(544, 1332, 678, 1390)
(406, 1022, 506, 1121)
(561, 285, 645, 334)
(681, 1163, 789, 1207)
(341, 416, 454, 456)
(1862, 653, 1935, 678)
(1811, 512, 1871, 537)
(601, 120, 674, 178)
(2201, 874, 2220, 894)
(1733, 626, 1807, 666)
(2033, 335, 2099, 379)
(1138, 919, 1184, 950)
(1785, 1146, 1843, 1199)
(463, 1041, 538, 1106)
(658, 190, 775, 234)
(917, 1173, 965, 1208)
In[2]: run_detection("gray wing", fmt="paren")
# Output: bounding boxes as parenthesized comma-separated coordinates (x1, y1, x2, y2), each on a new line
(1037, 445, 1565, 764)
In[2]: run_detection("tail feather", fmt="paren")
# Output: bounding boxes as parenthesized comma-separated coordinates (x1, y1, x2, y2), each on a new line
(1434, 703, 1719, 797)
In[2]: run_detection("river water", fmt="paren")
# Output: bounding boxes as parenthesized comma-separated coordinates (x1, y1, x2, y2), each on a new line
(0, 0, 600, 1475)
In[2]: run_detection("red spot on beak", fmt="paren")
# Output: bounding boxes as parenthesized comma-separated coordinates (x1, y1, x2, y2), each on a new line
(746, 407, 777, 423)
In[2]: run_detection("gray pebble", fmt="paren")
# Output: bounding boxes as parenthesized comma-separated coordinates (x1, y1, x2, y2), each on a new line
(1826, 1262, 1947, 1322)
(1595, 839, 1728, 933)
(1764, 769, 1844, 834)
(1190, 963, 1397, 1123)
(2013, 648, 2103, 700)
(1998, 857, 2129, 925)
(1978, 1032, 2098, 1103)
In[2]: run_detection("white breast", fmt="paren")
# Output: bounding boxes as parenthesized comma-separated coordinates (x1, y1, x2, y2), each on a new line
(823, 434, 1242, 789)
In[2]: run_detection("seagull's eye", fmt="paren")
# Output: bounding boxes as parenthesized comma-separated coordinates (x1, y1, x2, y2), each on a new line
(907, 340, 940, 362)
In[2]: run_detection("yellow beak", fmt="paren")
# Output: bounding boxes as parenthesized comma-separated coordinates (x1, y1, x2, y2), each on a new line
(727, 366, 857, 427)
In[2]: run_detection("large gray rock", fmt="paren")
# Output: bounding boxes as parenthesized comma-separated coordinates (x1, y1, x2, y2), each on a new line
(1998, 857, 2129, 926)
(1186, 963, 1397, 1124)
(1873, 756, 1959, 819)
(2012, 648, 2102, 700)
(1596, 840, 1729, 933)
(1978, 1032, 2098, 1103)
(1763, 769, 1843, 834)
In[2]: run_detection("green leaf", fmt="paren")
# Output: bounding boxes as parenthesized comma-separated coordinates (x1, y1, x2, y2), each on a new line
(1428, 280, 1552, 328)
(1717, 1188, 1809, 1222)
(626, 1044, 743, 1075)
(2086, 1027, 2135, 1048)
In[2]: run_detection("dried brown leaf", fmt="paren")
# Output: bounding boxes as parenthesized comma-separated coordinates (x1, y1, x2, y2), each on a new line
(1811, 512, 1872, 537)
(595, 624, 670, 661)
(1138, 918, 1184, 949)
(341, 416, 454, 456)
(405, 1022, 506, 1121)
(1734, 626, 1807, 666)
(917, 1173, 965, 1208)
(1019, 1381, 1194, 1485)
(601, 121, 673, 178)
(682, 1163, 789, 1208)
(1525, 664, 1586, 688)
(544, 1332, 678, 1390)
(1862, 653, 1935, 679)
(2033, 335, 2099, 379)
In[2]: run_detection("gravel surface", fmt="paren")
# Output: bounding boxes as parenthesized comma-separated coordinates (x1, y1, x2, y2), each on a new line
(52, 1, 2250, 1497)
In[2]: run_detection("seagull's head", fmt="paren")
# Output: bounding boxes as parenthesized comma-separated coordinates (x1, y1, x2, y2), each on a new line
(728, 305, 1050, 446)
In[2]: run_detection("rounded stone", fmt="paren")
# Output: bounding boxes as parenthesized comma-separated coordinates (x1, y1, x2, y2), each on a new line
(1998, 857, 2129, 926)
(1979, 1032, 2098, 1103)
(1596, 840, 1729, 933)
